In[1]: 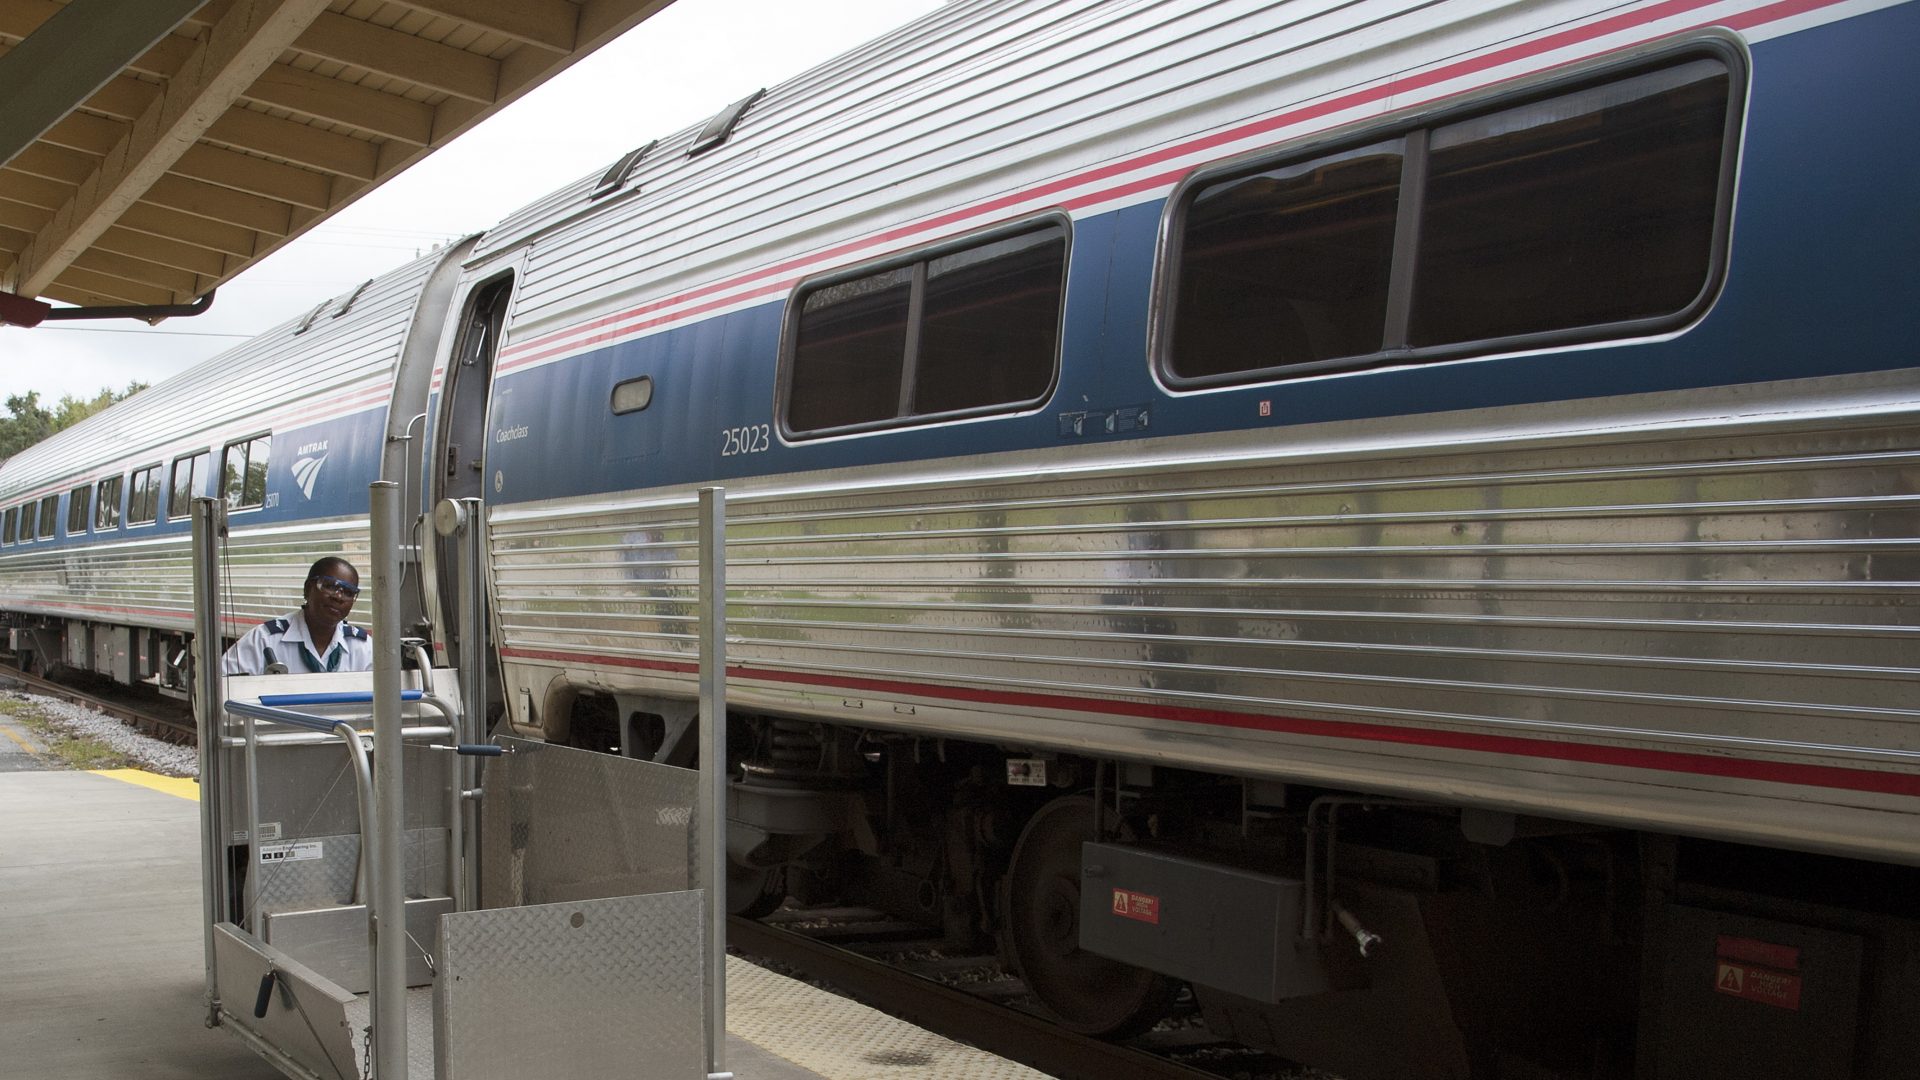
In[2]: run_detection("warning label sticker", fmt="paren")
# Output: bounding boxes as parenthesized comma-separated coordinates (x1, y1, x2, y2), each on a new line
(1005, 759, 1047, 787)
(258, 841, 324, 866)
(1716, 934, 1800, 971)
(1715, 961, 1802, 1010)
(1111, 888, 1160, 925)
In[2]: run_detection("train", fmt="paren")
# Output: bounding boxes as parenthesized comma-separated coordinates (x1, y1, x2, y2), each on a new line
(4, 1, 1918, 1077)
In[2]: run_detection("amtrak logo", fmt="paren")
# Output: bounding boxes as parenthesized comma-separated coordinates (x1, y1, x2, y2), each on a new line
(291, 454, 328, 499)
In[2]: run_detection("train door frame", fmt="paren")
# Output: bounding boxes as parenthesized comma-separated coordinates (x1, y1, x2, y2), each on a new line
(427, 262, 520, 723)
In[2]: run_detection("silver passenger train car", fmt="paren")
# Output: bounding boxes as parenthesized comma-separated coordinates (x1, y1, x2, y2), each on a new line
(4, 2, 1918, 1077)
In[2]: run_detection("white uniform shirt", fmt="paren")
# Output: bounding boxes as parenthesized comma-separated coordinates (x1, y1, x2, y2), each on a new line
(221, 609, 374, 675)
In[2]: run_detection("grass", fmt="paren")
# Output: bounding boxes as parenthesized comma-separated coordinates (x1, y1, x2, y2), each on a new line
(0, 694, 136, 772)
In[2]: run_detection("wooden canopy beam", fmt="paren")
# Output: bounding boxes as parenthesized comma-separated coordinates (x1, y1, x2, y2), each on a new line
(391, 0, 578, 54)
(0, 0, 202, 170)
(10, 0, 333, 298)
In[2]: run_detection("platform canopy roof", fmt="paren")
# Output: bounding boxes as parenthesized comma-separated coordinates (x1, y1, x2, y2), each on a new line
(0, 0, 671, 316)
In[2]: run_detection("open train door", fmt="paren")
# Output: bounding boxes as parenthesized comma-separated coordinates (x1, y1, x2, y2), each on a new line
(427, 270, 515, 719)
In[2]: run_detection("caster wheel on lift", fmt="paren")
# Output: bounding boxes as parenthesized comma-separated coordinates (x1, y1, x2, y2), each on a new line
(1001, 795, 1175, 1037)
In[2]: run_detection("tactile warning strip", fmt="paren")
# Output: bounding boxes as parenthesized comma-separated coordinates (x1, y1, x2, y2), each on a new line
(727, 956, 1047, 1080)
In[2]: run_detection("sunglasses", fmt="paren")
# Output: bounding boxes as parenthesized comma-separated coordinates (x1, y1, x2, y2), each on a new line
(312, 574, 361, 599)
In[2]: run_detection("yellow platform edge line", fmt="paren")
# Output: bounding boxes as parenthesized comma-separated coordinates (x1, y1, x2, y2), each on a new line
(90, 768, 199, 801)
(2, 724, 45, 756)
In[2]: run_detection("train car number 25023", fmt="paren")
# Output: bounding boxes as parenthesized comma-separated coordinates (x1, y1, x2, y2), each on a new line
(721, 424, 772, 457)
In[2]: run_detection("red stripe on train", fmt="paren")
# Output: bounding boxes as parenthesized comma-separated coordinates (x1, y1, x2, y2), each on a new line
(498, 645, 1920, 798)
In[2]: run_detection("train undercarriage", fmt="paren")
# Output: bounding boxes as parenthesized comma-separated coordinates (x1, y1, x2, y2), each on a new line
(557, 695, 1920, 1080)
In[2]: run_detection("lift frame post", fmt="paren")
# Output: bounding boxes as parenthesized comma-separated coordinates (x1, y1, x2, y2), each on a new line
(698, 486, 731, 1080)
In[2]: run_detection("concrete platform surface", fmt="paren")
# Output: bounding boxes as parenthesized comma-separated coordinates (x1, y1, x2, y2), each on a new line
(1, 768, 1040, 1080)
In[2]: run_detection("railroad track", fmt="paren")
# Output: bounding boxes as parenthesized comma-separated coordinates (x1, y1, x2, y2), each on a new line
(0, 661, 198, 745)
(729, 908, 1302, 1080)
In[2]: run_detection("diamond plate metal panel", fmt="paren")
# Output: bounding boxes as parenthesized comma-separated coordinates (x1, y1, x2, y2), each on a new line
(344, 985, 439, 1080)
(264, 897, 452, 993)
(403, 826, 451, 899)
(251, 827, 451, 916)
(479, 738, 696, 909)
(255, 832, 361, 912)
(434, 892, 706, 1080)
(220, 695, 457, 845)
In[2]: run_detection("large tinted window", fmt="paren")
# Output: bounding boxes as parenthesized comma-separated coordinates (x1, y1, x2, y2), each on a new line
(914, 230, 1070, 415)
(169, 451, 207, 519)
(786, 222, 1065, 436)
(1410, 60, 1730, 346)
(128, 466, 161, 526)
(789, 267, 911, 431)
(2, 507, 15, 545)
(66, 485, 90, 534)
(38, 494, 58, 539)
(1164, 52, 1733, 384)
(222, 435, 271, 511)
(1171, 141, 1402, 379)
(94, 476, 122, 530)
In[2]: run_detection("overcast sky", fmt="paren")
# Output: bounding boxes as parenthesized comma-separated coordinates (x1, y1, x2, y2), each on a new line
(2, 0, 941, 404)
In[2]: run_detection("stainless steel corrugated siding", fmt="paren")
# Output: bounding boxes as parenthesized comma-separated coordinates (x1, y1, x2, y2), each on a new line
(488, 379, 1920, 860)
(1, 253, 440, 498)
(492, 0, 1581, 341)
(0, 252, 444, 632)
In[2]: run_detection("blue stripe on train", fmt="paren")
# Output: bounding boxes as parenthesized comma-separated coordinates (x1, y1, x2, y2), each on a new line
(7, 409, 391, 550)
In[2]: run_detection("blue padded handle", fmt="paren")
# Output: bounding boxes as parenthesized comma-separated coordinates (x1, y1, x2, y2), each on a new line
(258, 690, 424, 706)
(455, 743, 504, 756)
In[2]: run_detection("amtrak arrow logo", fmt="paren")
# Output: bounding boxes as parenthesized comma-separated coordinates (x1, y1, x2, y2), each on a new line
(292, 454, 328, 499)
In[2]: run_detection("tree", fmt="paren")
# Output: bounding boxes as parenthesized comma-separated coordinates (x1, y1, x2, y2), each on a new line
(0, 382, 147, 461)
(0, 393, 54, 460)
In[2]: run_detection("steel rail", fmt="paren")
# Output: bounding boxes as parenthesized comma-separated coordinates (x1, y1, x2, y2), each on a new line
(726, 916, 1222, 1080)
(0, 661, 197, 743)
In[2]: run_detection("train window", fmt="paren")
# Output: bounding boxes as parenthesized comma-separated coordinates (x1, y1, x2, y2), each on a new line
(1168, 140, 1403, 378)
(38, 494, 58, 539)
(94, 476, 122, 531)
(169, 451, 208, 519)
(784, 220, 1066, 436)
(128, 466, 161, 526)
(1409, 60, 1730, 346)
(221, 436, 271, 511)
(914, 230, 1069, 415)
(66, 485, 90, 535)
(2, 506, 15, 545)
(1162, 50, 1736, 386)
(610, 375, 654, 414)
(789, 266, 911, 431)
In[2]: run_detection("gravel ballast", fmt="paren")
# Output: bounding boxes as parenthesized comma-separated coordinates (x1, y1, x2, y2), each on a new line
(3, 689, 200, 777)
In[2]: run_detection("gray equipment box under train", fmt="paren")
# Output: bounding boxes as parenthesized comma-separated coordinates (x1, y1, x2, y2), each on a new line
(1079, 842, 1332, 1003)
(1648, 905, 1864, 1079)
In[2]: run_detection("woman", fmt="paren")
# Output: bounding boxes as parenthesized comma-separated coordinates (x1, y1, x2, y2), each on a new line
(221, 556, 373, 675)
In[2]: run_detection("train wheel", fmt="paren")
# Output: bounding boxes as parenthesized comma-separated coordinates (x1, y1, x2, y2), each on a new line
(729, 862, 785, 919)
(1001, 795, 1174, 1037)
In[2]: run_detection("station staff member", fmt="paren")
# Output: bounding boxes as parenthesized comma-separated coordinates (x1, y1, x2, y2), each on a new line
(222, 556, 374, 675)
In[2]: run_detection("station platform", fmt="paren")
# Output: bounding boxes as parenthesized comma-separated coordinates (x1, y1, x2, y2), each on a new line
(0, 739, 1043, 1079)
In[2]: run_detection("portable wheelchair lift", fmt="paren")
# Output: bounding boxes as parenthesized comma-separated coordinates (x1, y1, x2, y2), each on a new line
(189, 484, 733, 1080)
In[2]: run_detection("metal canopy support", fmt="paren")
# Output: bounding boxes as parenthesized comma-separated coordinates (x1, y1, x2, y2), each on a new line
(698, 487, 731, 1080)
(0, 0, 202, 170)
